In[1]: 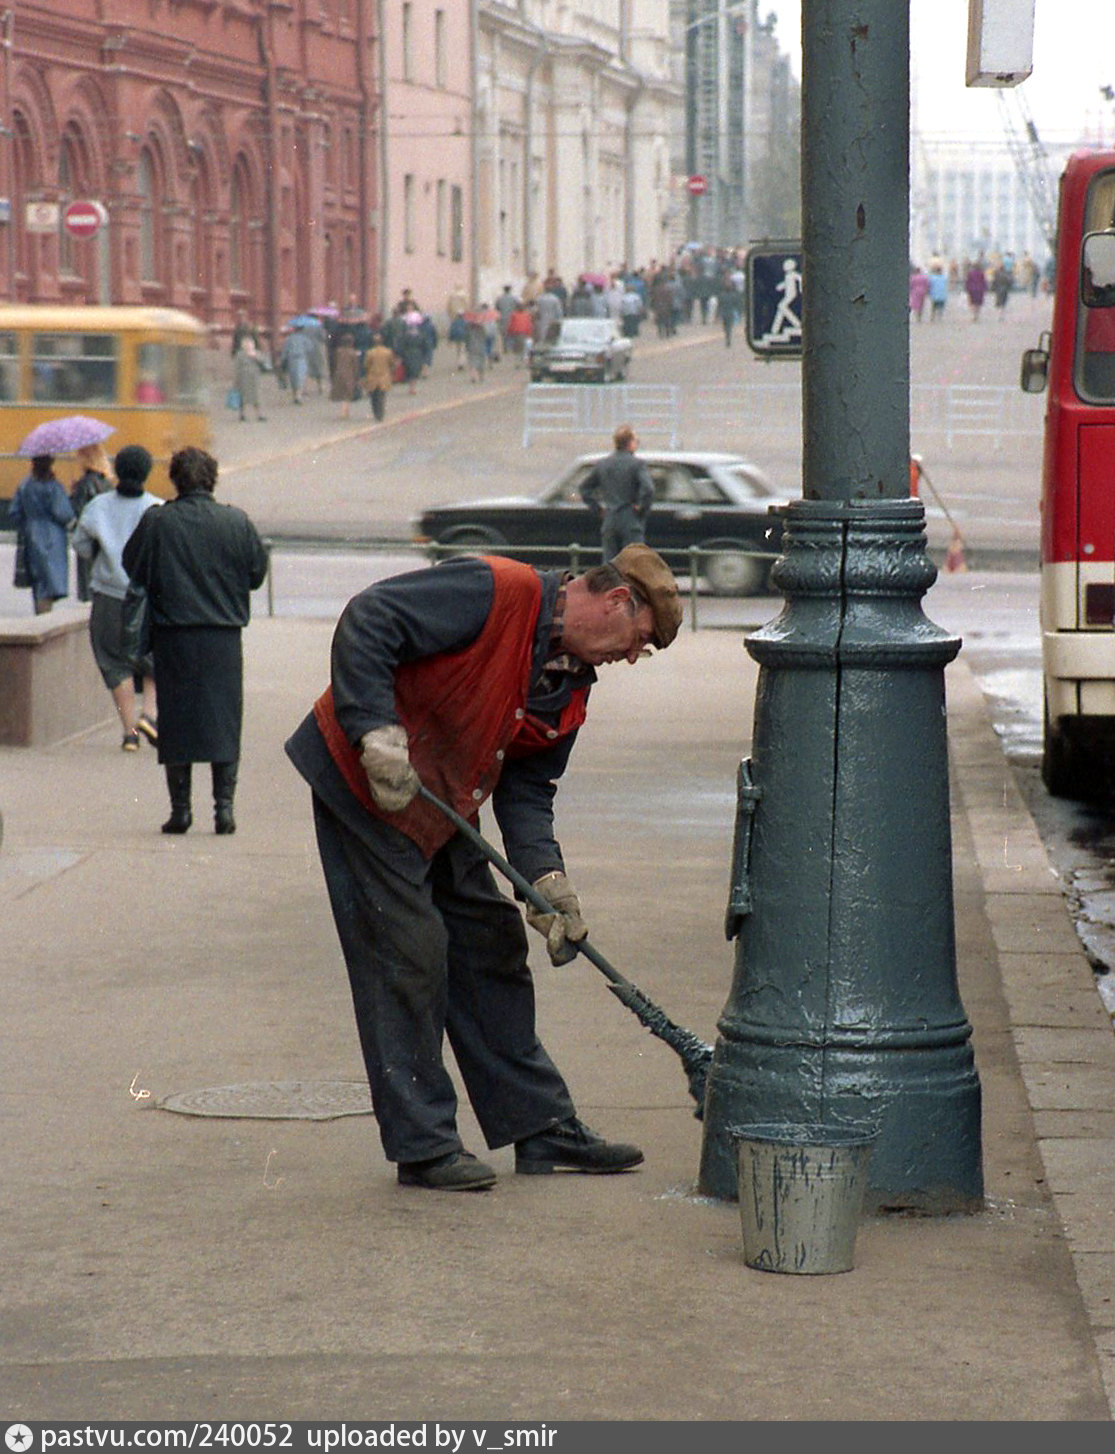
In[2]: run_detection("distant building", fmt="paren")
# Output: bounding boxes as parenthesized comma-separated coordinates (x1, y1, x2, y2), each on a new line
(474, 0, 681, 300)
(377, 0, 471, 319)
(671, 0, 800, 251)
(0, 2, 377, 339)
(911, 134, 1077, 272)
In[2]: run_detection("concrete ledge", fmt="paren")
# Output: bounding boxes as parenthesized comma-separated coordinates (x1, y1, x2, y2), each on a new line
(0, 606, 114, 746)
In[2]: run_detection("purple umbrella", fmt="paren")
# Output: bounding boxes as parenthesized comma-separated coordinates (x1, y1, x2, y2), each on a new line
(18, 415, 115, 458)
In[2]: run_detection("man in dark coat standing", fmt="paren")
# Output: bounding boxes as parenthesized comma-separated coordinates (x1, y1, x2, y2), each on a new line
(578, 423, 655, 562)
(123, 447, 268, 835)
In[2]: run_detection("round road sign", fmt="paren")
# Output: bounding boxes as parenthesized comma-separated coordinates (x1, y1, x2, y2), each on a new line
(687, 174, 708, 196)
(63, 200, 108, 239)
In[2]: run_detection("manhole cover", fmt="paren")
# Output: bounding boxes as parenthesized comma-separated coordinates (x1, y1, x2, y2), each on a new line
(157, 1080, 373, 1120)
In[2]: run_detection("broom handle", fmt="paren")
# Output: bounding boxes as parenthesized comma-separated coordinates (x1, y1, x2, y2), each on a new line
(416, 785, 712, 1049)
(416, 784, 635, 991)
(414, 784, 713, 1108)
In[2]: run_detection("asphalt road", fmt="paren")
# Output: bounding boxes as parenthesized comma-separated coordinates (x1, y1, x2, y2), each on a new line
(206, 294, 1052, 567)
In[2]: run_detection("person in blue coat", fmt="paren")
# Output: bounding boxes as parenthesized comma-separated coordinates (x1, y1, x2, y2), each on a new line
(9, 454, 74, 613)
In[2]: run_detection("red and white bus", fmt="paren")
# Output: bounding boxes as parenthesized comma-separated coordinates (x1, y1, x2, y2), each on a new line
(1022, 149, 1115, 799)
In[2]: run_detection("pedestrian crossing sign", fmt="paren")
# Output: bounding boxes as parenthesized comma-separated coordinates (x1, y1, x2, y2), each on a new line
(746, 242, 803, 358)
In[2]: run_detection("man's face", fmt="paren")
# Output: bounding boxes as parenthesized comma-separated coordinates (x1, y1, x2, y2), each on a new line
(564, 588, 656, 667)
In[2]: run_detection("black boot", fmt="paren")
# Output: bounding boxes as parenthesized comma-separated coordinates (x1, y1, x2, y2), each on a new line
(161, 764, 192, 834)
(212, 760, 238, 835)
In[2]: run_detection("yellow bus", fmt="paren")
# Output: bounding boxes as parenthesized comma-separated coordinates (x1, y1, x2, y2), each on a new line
(0, 305, 211, 526)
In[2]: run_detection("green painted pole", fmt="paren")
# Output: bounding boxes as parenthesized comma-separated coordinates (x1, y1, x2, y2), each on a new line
(697, 0, 983, 1211)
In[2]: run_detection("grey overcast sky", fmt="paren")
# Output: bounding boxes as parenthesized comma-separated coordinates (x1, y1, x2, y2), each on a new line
(761, 0, 1115, 146)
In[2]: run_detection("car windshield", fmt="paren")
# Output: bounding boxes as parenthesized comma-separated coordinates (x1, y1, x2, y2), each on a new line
(725, 466, 777, 499)
(545, 458, 761, 506)
(557, 320, 611, 344)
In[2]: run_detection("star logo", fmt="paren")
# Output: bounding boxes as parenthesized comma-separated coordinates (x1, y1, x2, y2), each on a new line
(5, 1428, 33, 1453)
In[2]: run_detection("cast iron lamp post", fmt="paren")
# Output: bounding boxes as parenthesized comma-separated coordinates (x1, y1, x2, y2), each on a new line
(697, 0, 983, 1212)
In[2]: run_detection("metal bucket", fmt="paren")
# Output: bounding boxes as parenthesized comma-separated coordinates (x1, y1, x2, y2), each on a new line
(734, 1122, 878, 1275)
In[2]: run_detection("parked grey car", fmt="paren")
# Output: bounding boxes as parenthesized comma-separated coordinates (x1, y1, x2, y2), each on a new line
(529, 318, 634, 383)
(413, 451, 787, 595)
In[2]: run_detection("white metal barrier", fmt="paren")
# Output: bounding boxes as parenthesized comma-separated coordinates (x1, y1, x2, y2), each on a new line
(522, 383, 680, 447)
(942, 386, 1011, 447)
(684, 382, 1042, 446)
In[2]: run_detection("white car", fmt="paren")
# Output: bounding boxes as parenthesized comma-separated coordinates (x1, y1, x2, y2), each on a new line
(529, 318, 633, 383)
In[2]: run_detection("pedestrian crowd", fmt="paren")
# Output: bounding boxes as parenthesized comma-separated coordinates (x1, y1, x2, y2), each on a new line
(908, 248, 1048, 325)
(221, 242, 762, 427)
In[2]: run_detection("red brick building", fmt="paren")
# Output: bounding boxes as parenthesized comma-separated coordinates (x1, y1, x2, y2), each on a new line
(1, 1, 379, 341)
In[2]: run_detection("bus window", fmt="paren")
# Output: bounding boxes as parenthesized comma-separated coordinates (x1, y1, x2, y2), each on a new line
(136, 341, 169, 404)
(31, 332, 116, 404)
(1076, 173, 1115, 401)
(171, 342, 206, 406)
(0, 331, 17, 401)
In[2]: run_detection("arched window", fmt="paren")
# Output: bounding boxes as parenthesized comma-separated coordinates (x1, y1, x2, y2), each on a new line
(186, 173, 200, 288)
(58, 136, 76, 276)
(138, 148, 158, 282)
(11, 112, 37, 291)
(229, 167, 244, 290)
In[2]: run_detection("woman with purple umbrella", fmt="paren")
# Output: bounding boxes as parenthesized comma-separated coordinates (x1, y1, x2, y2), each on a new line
(9, 455, 74, 614)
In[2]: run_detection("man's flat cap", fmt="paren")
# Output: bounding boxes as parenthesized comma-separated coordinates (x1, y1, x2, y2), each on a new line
(612, 543, 682, 649)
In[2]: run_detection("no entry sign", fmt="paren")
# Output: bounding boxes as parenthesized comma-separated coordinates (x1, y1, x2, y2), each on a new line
(63, 199, 108, 239)
(687, 174, 708, 196)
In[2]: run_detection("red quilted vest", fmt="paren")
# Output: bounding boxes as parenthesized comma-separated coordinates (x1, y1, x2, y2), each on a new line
(314, 557, 587, 856)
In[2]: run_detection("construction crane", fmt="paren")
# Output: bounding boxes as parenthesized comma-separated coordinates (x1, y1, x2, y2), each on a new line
(996, 89, 1059, 250)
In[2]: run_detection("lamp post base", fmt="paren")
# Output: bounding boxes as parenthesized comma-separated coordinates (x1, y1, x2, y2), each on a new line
(697, 499, 984, 1212)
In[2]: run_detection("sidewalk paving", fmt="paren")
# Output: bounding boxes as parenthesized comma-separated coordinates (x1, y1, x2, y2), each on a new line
(2, 611, 1114, 1420)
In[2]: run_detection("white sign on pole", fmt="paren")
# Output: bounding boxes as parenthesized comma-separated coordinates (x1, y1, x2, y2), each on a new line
(966, 0, 1035, 87)
(25, 201, 60, 233)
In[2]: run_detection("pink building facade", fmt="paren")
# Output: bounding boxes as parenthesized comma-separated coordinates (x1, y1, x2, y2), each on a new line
(375, 0, 472, 320)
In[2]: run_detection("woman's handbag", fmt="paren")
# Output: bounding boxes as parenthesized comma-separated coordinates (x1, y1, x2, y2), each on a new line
(225, 387, 242, 411)
(12, 529, 30, 589)
(121, 580, 151, 665)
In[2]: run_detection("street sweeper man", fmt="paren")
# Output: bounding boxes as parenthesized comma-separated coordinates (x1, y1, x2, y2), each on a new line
(285, 544, 683, 1191)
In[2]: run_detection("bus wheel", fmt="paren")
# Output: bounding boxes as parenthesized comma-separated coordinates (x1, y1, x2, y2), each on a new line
(1042, 698, 1092, 801)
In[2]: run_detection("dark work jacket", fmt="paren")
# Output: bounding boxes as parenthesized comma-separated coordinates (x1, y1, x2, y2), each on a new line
(312, 557, 589, 858)
(122, 491, 268, 627)
(285, 557, 595, 884)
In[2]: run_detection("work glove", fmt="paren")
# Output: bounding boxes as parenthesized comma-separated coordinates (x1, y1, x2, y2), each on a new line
(359, 724, 420, 814)
(526, 870, 589, 966)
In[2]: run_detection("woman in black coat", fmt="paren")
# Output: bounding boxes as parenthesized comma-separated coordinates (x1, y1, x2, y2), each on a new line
(122, 446, 268, 835)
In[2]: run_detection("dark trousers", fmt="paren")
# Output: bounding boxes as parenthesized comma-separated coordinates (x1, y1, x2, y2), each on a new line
(369, 387, 386, 420)
(601, 513, 646, 563)
(312, 796, 575, 1164)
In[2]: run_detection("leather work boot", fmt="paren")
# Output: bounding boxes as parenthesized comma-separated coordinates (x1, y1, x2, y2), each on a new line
(397, 1150, 497, 1192)
(161, 764, 193, 834)
(514, 1116, 644, 1175)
